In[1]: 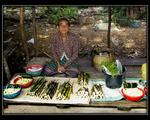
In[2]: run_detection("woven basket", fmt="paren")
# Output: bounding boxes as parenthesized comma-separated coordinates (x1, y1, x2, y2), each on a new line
(93, 53, 114, 72)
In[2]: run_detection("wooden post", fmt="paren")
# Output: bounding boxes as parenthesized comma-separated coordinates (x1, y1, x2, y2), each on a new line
(20, 6, 29, 62)
(3, 57, 11, 80)
(129, 6, 134, 18)
(107, 6, 111, 48)
(32, 6, 38, 56)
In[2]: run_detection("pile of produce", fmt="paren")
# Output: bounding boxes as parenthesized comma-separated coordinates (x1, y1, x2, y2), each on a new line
(77, 72, 90, 86)
(56, 81, 73, 100)
(75, 87, 89, 99)
(4, 86, 21, 95)
(90, 84, 104, 99)
(123, 88, 143, 97)
(3, 84, 22, 99)
(100, 59, 124, 78)
(123, 81, 138, 88)
(15, 78, 32, 85)
(101, 61, 118, 77)
(26, 77, 47, 97)
(41, 81, 59, 99)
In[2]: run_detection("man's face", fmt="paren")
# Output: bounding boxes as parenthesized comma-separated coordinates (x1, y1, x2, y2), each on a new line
(58, 20, 69, 34)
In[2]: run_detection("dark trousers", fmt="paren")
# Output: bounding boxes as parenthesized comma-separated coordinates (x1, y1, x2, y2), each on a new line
(42, 59, 79, 78)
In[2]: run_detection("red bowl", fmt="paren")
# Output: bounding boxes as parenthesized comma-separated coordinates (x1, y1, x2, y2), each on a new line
(13, 76, 33, 88)
(121, 87, 145, 102)
(144, 87, 148, 95)
(24, 64, 43, 72)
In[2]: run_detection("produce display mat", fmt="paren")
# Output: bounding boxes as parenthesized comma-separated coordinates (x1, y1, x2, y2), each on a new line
(89, 77, 147, 102)
(4, 77, 90, 105)
(88, 80, 123, 102)
(4, 77, 147, 108)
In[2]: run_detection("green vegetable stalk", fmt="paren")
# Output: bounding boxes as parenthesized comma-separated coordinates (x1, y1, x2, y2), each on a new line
(100, 61, 119, 78)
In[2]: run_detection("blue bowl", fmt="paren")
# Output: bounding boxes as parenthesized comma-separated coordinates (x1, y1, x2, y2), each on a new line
(26, 70, 42, 76)
(3, 84, 22, 99)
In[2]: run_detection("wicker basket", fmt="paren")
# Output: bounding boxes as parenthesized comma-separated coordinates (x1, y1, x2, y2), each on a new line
(93, 52, 114, 72)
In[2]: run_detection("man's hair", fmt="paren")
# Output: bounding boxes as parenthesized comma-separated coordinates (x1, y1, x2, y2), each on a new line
(57, 18, 70, 26)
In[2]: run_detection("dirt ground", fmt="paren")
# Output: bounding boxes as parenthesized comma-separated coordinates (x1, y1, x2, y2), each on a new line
(3, 19, 147, 59)
(3, 104, 146, 114)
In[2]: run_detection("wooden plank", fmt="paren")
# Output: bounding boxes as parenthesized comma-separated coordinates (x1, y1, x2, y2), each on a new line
(3, 104, 147, 113)
(120, 58, 146, 66)
(88, 100, 146, 108)
(4, 99, 146, 108)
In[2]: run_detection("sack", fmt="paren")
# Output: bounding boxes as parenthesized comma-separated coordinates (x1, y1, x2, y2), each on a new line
(142, 63, 146, 80)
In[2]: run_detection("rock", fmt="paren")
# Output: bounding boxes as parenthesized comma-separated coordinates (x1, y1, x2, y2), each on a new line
(4, 38, 12, 44)
(79, 16, 95, 25)
(78, 7, 104, 16)
(124, 39, 136, 48)
(111, 37, 120, 46)
(6, 28, 17, 33)
(93, 22, 121, 32)
(94, 23, 108, 31)
(96, 20, 104, 24)
(27, 38, 34, 44)
(38, 35, 49, 39)
(93, 36, 103, 43)
(80, 36, 88, 44)
(80, 25, 88, 31)
(111, 35, 124, 47)
(127, 49, 143, 58)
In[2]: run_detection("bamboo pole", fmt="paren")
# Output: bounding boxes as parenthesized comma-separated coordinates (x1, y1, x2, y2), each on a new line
(20, 6, 29, 62)
(3, 57, 11, 80)
(32, 6, 38, 56)
(107, 6, 111, 48)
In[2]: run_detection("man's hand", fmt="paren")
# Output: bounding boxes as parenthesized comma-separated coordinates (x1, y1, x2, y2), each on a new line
(57, 65, 66, 73)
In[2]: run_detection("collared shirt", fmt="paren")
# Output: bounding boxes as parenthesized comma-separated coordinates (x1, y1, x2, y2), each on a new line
(51, 31, 79, 67)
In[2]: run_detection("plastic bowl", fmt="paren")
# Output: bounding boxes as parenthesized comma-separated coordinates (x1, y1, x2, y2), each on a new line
(144, 87, 147, 95)
(3, 84, 22, 99)
(130, 20, 141, 28)
(24, 64, 43, 76)
(121, 87, 145, 102)
(13, 76, 33, 88)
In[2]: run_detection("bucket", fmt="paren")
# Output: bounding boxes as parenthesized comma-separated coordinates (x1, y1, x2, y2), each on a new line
(102, 66, 126, 89)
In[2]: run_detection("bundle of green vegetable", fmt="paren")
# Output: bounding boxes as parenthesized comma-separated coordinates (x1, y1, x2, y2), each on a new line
(56, 80, 73, 100)
(26, 77, 47, 97)
(123, 81, 138, 88)
(100, 59, 123, 78)
(90, 84, 104, 99)
(77, 72, 90, 86)
(75, 87, 89, 99)
(41, 81, 59, 99)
